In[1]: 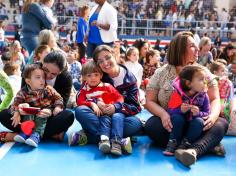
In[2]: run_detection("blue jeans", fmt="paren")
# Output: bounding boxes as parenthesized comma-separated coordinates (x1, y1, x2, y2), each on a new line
(21, 36, 38, 56)
(75, 106, 143, 144)
(0, 41, 5, 53)
(100, 113, 125, 142)
(170, 114, 204, 143)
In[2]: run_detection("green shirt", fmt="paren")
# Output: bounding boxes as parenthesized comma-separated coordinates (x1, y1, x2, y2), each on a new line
(0, 70, 14, 111)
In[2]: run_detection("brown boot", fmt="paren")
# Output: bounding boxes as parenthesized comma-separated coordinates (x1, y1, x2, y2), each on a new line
(175, 149, 197, 167)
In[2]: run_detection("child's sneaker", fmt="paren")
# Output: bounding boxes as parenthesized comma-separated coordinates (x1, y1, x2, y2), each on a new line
(163, 139, 178, 156)
(68, 130, 87, 146)
(25, 132, 40, 147)
(14, 132, 28, 143)
(178, 138, 191, 150)
(111, 140, 122, 156)
(98, 140, 111, 154)
(122, 137, 132, 154)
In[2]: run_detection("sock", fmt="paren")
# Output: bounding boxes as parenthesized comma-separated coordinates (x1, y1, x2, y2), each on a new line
(101, 135, 109, 141)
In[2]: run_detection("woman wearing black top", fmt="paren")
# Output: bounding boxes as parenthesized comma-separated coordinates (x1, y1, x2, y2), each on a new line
(0, 51, 74, 142)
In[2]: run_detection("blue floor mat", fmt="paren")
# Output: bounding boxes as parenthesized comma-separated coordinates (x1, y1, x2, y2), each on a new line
(0, 110, 236, 176)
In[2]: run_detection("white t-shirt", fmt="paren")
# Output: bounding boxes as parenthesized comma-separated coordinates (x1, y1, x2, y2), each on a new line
(125, 61, 143, 87)
(112, 66, 126, 87)
(46, 77, 57, 87)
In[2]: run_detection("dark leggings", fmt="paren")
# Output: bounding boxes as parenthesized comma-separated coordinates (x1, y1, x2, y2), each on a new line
(144, 116, 228, 157)
(0, 109, 74, 139)
(77, 42, 86, 60)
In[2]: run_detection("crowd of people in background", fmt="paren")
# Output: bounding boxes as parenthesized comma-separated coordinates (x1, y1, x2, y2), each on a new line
(0, 0, 236, 168)
(0, 0, 236, 39)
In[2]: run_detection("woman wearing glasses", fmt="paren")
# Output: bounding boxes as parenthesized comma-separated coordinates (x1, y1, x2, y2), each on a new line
(0, 51, 74, 143)
(70, 45, 143, 154)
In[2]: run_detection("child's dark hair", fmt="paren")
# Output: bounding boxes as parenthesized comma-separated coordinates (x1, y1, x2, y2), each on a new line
(1, 51, 11, 62)
(209, 61, 225, 74)
(81, 60, 103, 76)
(3, 62, 19, 76)
(23, 64, 43, 79)
(179, 65, 205, 91)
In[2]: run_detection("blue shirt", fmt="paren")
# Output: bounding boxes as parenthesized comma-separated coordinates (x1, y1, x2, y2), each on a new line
(88, 12, 103, 44)
(68, 61, 81, 83)
(76, 17, 88, 43)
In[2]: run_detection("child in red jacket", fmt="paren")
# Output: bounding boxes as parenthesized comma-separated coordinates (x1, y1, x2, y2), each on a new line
(70, 61, 131, 156)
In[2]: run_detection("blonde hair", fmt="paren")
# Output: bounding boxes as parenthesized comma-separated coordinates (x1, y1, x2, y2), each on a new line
(199, 37, 211, 50)
(9, 40, 21, 57)
(38, 29, 54, 45)
(126, 47, 139, 61)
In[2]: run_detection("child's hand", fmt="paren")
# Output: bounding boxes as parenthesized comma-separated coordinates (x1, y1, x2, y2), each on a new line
(191, 105, 199, 116)
(181, 103, 190, 113)
(18, 103, 30, 115)
(91, 103, 102, 116)
(97, 101, 106, 110)
(91, 20, 98, 26)
(53, 106, 63, 116)
(11, 112, 21, 127)
(38, 109, 52, 118)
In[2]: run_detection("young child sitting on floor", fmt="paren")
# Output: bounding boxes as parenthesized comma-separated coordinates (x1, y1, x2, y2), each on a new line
(11, 64, 64, 147)
(164, 65, 210, 156)
(210, 60, 236, 135)
(69, 61, 132, 156)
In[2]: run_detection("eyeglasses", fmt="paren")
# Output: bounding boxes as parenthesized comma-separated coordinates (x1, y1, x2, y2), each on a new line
(97, 55, 112, 65)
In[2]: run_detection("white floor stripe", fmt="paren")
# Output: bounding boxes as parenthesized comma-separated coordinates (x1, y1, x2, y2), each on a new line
(0, 142, 15, 160)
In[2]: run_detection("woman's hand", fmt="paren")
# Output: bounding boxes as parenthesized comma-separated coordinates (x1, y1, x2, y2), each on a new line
(11, 112, 21, 127)
(103, 104, 116, 116)
(18, 103, 30, 115)
(37, 109, 52, 118)
(203, 114, 217, 131)
(53, 106, 63, 116)
(91, 103, 102, 116)
(160, 113, 173, 133)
